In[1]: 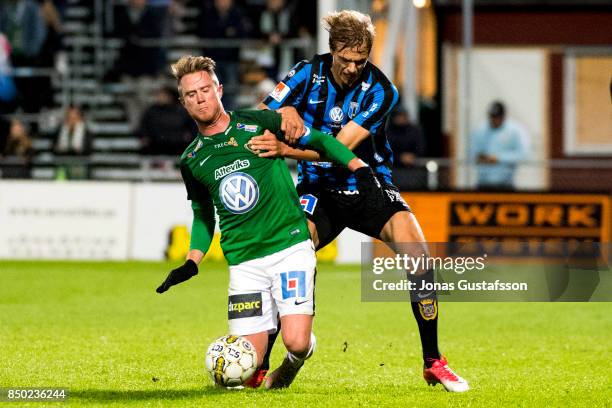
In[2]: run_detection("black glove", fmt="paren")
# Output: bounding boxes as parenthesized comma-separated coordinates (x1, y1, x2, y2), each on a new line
(156, 259, 198, 294)
(354, 166, 383, 198)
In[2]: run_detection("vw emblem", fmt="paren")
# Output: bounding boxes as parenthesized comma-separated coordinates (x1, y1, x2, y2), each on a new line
(329, 106, 344, 123)
(219, 172, 259, 214)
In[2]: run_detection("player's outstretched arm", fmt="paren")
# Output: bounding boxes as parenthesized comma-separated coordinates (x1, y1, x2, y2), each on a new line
(156, 200, 214, 294)
(156, 255, 200, 293)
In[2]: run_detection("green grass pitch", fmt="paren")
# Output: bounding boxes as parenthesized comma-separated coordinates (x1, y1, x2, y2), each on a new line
(1, 261, 610, 407)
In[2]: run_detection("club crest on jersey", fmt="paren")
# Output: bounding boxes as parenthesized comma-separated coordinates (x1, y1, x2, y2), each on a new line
(215, 159, 250, 180)
(299, 194, 318, 215)
(329, 106, 344, 123)
(237, 123, 258, 133)
(280, 271, 306, 299)
(195, 139, 203, 151)
(287, 69, 296, 77)
(244, 142, 258, 154)
(361, 81, 371, 91)
(219, 172, 259, 214)
(348, 102, 359, 119)
(270, 82, 290, 102)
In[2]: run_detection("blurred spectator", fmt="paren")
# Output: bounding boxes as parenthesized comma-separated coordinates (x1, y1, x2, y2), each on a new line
(0, 116, 9, 153)
(138, 86, 194, 155)
(0, 34, 17, 112)
(386, 107, 427, 190)
(254, 77, 276, 107)
(3, 118, 33, 158)
(236, 64, 275, 108)
(196, 0, 252, 108)
(38, 0, 63, 68)
(387, 107, 425, 168)
(470, 101, 530, 190)
(55, 105, 89, 155)
(0, 0, 48, 112)
(258, 0, 295, 78)
(106, 0, 169, 80)
(167, 0, 189, 34)
(0, 0, 47, 66)
(1, 119, 34, 178)
(34, 0, 63, 109)
(1, 118, 34, 178)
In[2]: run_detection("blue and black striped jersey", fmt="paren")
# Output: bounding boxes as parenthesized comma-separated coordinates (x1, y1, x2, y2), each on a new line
(263, 53, 399, 191)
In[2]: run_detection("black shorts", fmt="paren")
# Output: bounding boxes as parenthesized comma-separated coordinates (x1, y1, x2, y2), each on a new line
(297, 182, 412, 249)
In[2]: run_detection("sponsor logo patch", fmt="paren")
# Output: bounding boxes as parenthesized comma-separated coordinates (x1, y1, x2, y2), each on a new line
(299, 194, 318, 215)
(312, 74, 325, 85)
(237, 123, 258, 133)
(280, 271, 307, 299)
(329, 106, 344, 123)
(214, 137, 238, 149)
(228, 293, 263, 319)
(214, 159, 250, 180)
(269, 82, 290, 102)
(219, 171, 259, 214)
(308, 98, 325, 104)
(384, 188, 409, 209)
(418, 299, 438, 320)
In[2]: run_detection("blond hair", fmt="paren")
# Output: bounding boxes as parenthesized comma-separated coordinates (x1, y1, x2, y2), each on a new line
(323, 10, 376, 53)
(171, 55, 218, 98)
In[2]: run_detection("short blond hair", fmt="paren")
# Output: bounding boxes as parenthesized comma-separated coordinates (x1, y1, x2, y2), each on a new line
(171, 55, 218, 98)
(323, 10, 376, 53)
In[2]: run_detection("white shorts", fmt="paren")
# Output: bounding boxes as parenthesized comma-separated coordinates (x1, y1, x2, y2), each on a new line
(227, 240, 316, 336)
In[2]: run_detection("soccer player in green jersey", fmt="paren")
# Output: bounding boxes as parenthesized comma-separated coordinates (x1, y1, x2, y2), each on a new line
(155, 55, 377, 389)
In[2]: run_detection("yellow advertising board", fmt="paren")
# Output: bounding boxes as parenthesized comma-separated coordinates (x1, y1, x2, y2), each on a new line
(403, 193, 611, 242)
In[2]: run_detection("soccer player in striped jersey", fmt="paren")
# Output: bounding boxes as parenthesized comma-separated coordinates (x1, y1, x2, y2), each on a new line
(250, 10, 469, 392)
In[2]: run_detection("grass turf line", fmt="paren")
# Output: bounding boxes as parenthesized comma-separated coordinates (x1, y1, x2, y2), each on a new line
(0, 261, 610, 407)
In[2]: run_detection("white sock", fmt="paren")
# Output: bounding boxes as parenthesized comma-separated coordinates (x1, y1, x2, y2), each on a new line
(286, 332, 316, 366)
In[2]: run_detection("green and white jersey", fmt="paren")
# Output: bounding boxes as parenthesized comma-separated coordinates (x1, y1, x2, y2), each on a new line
(180, 110, 314, 265)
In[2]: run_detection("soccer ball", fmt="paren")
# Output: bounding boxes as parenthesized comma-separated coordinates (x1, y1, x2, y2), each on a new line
(205, 335, 258, 387)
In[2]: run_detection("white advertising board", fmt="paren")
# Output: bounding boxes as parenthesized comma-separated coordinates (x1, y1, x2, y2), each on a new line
(0, 181, 130, 260)
(0, 181, 369, 263)
(130, 183, 194, 261)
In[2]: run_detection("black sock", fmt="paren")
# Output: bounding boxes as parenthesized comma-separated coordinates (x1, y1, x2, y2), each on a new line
(411, 301, 440, 367)
(260, 318, 282, 371)
(409, 268, 440, 367)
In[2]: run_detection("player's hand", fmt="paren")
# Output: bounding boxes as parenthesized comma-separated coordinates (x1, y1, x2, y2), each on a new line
(249, 131, 289, 158)
(156, 259, 198, 294)
(354, 166, 384, 199)
(276, 106, 304, 144)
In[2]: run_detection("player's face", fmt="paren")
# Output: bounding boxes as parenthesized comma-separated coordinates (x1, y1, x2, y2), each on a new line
(180, 71, 224, 124)
(489, 115, 504, 129)
(331, 45, 369, 88)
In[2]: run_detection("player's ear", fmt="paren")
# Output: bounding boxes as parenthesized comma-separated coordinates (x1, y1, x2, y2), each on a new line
(217, 84, 223, 99)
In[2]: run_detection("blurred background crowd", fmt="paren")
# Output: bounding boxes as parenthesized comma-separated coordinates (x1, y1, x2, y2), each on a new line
(0, 0, 610, 194)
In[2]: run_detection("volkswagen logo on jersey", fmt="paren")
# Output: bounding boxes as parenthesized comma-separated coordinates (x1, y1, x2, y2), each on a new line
(329, 106, 344, 123)
(219, 172, 259, 214)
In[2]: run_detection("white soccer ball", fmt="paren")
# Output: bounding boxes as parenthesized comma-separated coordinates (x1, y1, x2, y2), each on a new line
(205, 335, 258, 387)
